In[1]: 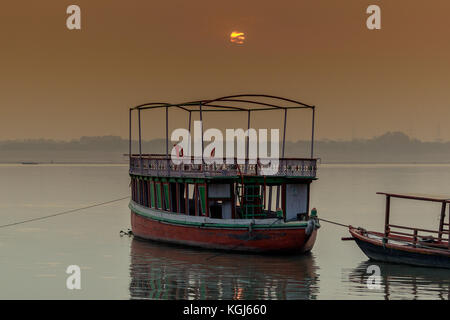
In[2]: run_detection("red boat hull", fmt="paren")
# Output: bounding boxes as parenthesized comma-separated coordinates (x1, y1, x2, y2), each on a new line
(131, 210, 317, 253)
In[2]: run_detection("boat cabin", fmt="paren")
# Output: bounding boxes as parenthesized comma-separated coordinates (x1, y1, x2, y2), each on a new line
(128, 95, 318, 222)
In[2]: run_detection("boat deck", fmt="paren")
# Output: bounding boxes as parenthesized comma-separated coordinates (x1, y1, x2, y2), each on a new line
(129, 154, 317, 179)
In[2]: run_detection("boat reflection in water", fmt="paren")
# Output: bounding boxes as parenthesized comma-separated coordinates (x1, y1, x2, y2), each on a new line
(129, 238, 319, 300)
(346, 261, 450, 300)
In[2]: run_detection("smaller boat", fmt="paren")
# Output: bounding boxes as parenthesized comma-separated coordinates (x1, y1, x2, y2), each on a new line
(346, 192, 450, 269)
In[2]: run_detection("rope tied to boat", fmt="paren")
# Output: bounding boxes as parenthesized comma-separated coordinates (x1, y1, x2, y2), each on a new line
(318, 217, 350, 228)
(0, 196, 130, 229)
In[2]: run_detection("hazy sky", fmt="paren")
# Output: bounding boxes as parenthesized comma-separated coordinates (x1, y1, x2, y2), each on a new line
(1, 1, 449, 141)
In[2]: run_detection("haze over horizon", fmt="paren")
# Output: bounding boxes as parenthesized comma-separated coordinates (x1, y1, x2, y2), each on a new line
(2, 131, 450, 164)
(1, 1, 450, 142)
(0, 130, 448, 143)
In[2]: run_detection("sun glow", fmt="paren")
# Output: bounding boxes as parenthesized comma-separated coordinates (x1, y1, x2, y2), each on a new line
(230, 31, 245, 44)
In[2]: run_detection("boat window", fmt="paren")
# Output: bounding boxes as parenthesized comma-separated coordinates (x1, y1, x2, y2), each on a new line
(169, 182, 177, 212)
(174, 182, 185, 214)
(285, 184, 309, 221)
(208, 184, 233, 219)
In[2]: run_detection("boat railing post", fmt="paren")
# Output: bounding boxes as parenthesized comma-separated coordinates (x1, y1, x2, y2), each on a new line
(413, 229, 418, 247)
(384, 195, 391, 242)
(438, 201, 446, 241)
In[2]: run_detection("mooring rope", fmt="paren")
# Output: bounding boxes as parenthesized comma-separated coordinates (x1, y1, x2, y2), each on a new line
(318, 217, 350, 228)
(0, 196, 129, 229)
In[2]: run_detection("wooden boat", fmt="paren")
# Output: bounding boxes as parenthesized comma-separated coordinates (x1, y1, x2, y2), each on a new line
(347, 192, 450, 268)
(128, 94, 320, 253)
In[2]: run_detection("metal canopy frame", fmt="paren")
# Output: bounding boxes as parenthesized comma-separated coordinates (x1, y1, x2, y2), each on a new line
(129, 94, 316, 164)
(377, 192, 450, 246)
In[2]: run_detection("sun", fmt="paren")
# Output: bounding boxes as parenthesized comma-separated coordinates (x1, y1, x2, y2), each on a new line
(230, 31, 245, 44)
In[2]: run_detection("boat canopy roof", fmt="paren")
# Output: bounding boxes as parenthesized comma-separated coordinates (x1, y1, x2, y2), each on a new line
(128, 94, 317, 160)
(377, 192, 450, 203)
(130, 94, 314, 112)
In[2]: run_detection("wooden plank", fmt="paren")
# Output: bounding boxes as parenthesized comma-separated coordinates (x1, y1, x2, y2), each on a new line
(388, 224, 449, 235)
(377, 192, 450, 203)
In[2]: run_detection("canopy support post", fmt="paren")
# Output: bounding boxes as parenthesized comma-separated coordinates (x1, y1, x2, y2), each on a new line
(438, 201, 446, 241)
(199, 103, 204, 164)
(282, 108, 287, 158)
(246, 110, 251, 174)
(188, 111, 192, 160)
(276, 109, 288, 210)
(311, 106, 315, 159)
(138, 108, 143, 174)
(166, 106, 170, 175)
(129, 109, 132, 163)
(384, 195, 391, 241)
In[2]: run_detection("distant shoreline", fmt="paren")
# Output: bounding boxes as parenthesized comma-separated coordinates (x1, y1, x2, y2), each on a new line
(1, 161, 450, 166)
(2, 132, 450, 165)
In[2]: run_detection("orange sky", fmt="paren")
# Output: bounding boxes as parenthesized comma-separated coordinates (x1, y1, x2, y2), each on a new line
(1, 0, 449, 141)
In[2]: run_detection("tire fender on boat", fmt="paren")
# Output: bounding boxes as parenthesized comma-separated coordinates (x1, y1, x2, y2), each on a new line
(306, 216, 320, 236)
(306, 219, 315, 236)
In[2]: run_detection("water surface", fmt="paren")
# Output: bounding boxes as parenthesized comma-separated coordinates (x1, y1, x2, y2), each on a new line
(0, 163, 449, 299)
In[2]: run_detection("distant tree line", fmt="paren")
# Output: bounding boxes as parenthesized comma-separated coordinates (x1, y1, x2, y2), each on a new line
(1, 132, 449, 163)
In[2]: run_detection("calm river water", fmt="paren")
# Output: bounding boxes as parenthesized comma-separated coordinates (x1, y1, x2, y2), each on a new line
(0, 163, 449, 299)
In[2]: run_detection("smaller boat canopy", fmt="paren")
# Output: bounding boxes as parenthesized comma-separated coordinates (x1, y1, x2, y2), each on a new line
(377, 192, 450, 203)
(377, 191, 449, 246)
